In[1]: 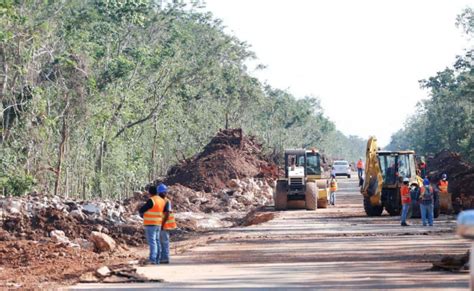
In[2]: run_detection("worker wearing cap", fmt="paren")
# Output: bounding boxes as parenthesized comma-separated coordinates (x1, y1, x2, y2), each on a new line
(420, 178, 434, 226)
(157, 183, 177, 264)
(438, 173, 449, 194)
(400, 177, 411, 226)
(139, 185, 166, 264)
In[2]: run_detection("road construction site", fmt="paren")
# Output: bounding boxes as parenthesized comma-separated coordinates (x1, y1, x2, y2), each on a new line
(1, 129, 473, 289)
(73, 176, 470, 290)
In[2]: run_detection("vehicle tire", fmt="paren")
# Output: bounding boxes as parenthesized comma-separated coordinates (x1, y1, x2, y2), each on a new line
(305, 182, 318, 210)
(434, 192, 440, 218)
(347, 174, 351, 178)
(363, 198, 383, 216)
(274, 180, 287, 210)
(384, 203, 401, 216)
(434, 205, 440, 218)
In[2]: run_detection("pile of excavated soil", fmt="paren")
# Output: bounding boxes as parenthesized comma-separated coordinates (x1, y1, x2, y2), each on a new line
(0, 240, 139, 289)
(426, 150, 474, 212)
(2, 207, 144, 246)
(165, 128, 278, 192)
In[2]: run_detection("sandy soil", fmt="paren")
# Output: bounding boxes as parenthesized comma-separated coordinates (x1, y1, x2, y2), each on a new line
(73, 175, 471, 290)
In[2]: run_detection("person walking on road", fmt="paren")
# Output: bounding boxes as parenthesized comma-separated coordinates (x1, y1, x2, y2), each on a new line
(329, 174, 338, 206)
(400, 178, 411, 226)
(139, 185, 166, 264)
(420, 178, 434, 226)
(157, 183, 177, 264)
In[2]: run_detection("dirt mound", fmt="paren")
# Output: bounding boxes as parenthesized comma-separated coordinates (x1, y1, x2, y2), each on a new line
(165, 128, 278, 192)
(431, 251, 469, 273)
(0, 240, 139, 289)
(426, 150, 474, 212)
(240, 208, 276, 226)
(2, 206, 145, 246)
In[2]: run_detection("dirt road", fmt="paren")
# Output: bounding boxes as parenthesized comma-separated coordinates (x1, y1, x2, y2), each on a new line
(73, 176, 470, 290)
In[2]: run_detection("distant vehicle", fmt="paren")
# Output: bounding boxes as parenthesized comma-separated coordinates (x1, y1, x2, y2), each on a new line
(333, 160, 351, 178)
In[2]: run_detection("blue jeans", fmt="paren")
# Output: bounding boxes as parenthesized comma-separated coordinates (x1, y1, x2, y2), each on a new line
(145, 225, 161, 264)
(401, 204, 410, 224)
(357, 168, 363, 179)
(330, 191, 336, 205)
(160, 230, 170, 262)
(420, 203, 434, 226)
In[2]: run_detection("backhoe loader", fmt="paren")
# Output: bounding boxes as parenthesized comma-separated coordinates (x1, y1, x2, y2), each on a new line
(360, 137, 439, 217)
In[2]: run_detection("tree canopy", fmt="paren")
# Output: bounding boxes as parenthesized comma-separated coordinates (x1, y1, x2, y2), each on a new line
(386, 8, 473, 163)
(0, 0, 365, 197)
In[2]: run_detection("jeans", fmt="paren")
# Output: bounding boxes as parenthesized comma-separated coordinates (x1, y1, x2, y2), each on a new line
(420, 203, 434, 226)
(330, 191, 336, 205)
(357, 168, 363, 179)
(160, 230, 170, 262)
(401, 204, 410, 224)
(145, 225, 161, 264)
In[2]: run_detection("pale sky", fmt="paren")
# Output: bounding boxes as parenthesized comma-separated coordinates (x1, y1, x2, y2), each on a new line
(204, 0, 472, 146)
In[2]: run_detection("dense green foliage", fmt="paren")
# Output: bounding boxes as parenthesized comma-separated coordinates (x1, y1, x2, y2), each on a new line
(0, 0, 365, 197)
(386, 8, 473, 162)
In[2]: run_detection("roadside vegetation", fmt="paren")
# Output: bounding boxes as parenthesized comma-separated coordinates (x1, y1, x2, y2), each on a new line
(387, 8, 473, 162)
(0, 0, 365, 197)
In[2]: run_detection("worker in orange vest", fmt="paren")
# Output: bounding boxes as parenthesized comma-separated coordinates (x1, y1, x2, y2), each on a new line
(139, 185, 166, 264)
(356, 158, 364, 181)
(329, 174, 338, 206)
(438, 173, 448, 194)
(157, 183, 177, 264)
(400, 178, 411, 226)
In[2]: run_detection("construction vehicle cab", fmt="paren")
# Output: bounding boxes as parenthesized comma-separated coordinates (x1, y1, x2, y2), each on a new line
(361, 137, 439, 216)
(274, 149, 317, 210)
(274, 149, 328, 210)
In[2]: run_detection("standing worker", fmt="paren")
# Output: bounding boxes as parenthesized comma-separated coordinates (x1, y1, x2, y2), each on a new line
(357, 158, 364, 186)
(420, 178, 434, 226)
(157, 183, 177, 264)
(357, 158, 364, 179)
(329, 174, 338, 206)
(139, 185, 166, 264)
(400, 178, 411, 226)
(437, 173, 451, 213)
(438, 173, 449, 193)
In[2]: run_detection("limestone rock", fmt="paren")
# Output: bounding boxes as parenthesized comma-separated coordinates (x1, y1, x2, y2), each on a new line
(90, 231, 116, 253)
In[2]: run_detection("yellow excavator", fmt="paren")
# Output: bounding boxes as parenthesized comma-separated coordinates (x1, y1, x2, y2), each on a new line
(360, 137, 440, 217)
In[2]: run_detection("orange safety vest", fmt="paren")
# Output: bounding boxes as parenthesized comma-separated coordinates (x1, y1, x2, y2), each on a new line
(357, 160, 363, 169)
(329, 180, 338, 192)
(438, 180, 448, 193)
(143, 195, 166, 226)
(400, 185, 411, 204)
(162, 198, 177, 230)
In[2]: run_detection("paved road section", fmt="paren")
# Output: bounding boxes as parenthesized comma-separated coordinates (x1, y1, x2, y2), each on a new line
(73, 176, 470, 290)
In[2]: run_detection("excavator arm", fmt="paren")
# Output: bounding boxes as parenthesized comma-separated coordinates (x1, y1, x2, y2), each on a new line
(361, 136, 384, 206)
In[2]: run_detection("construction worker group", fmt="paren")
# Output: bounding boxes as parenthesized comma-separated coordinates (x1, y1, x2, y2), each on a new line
(400, 173, 448, 227)
(139, 183, 177, 265)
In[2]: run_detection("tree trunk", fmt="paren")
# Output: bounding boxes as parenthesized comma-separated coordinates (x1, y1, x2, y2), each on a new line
(54, 117, 67, 197)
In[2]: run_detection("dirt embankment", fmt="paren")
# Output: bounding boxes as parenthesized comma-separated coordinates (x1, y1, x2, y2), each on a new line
(165, 128, 279, 192)
(426, 149, 474, 212)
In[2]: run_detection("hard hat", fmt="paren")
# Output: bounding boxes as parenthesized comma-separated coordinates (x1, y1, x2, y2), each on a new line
(442, 173, 447, 180)
(158, 183, 168, 193)
(423, 178, 430, 186)
(403, 177, 409, 183)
